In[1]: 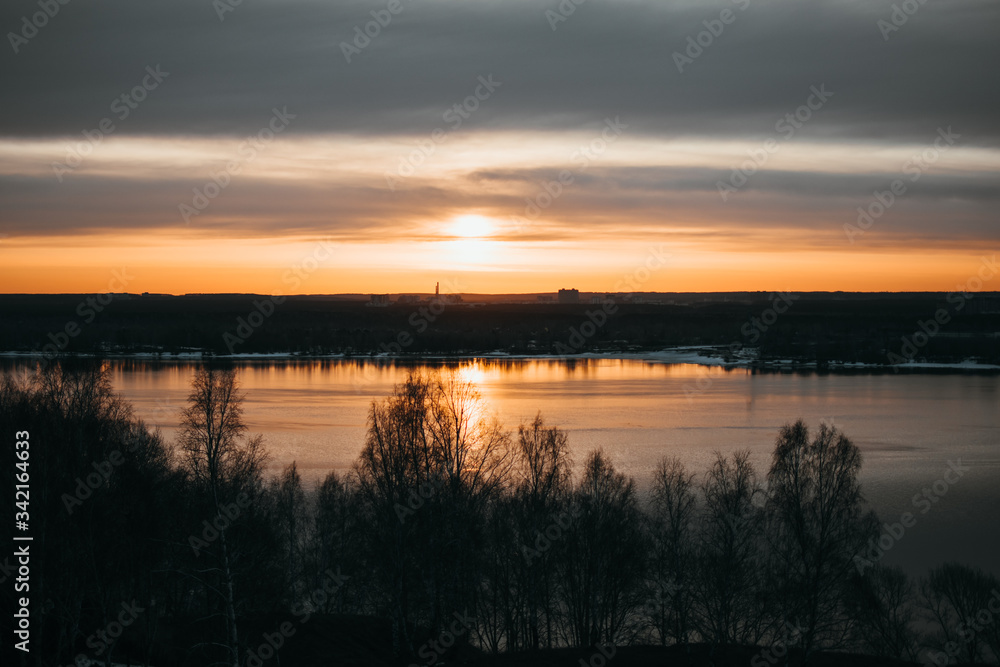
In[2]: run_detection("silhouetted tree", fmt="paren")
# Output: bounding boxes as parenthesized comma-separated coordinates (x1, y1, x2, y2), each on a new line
(694, 449, 771, 646)
(920, 563, 1000, 664)
(514, 413, 573, 650)
(647, 456, 697, 647)
(309, 470, 365, 613)
(355, 371, 512, 658)
(560, 449, 647, 647)
(270, 461, 309, 604)
(847, 565, 918, 660)
(179, 366, 267, 667)
(0, 361, 173, 667)
(9, 357, 995, 667)
(766, 420, 879, 656)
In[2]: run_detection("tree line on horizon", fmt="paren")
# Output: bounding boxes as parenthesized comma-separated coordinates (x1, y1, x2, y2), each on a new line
(1, 361, 998, 667)
(2, 293, 999, 366)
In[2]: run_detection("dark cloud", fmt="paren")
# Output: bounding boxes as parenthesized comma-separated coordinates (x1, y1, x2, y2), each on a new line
(1, 0, 997, 142)
(470, 164, 1000, 204)
(1, 0, 995, 253)
(3, 160, 997, 249)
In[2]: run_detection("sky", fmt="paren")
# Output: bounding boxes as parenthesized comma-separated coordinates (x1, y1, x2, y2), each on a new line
(1, 0, 998, 294)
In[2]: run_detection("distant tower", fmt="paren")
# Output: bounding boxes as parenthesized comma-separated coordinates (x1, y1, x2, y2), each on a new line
(435, 282, 439, 296)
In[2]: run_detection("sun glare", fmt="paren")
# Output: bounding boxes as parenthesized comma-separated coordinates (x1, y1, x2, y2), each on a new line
(450, 214, 494, 239)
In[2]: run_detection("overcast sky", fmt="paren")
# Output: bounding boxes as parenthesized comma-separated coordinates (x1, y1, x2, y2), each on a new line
(1, 0, 998, 293)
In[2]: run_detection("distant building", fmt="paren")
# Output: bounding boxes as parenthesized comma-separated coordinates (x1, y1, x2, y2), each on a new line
(397, 294, 420, 305)
(368, 294, 390, 307)
(558, 288, 579, 304)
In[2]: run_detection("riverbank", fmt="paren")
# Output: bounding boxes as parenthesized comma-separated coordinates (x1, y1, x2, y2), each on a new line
(3, 346, 999, 372)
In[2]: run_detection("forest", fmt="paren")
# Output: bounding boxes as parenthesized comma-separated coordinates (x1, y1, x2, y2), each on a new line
(2, 292, 999, 366)
(2, 360, 998, 667)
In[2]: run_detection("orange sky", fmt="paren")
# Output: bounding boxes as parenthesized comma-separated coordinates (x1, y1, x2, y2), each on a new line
(1, 132, 997, 294)
(0, 235, 993, 294)
(2, 0, 998, 296)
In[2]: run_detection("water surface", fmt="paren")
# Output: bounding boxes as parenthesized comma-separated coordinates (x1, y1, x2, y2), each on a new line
(8, 358, 999, 576)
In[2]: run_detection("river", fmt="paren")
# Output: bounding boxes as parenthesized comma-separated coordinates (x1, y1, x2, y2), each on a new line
(6, 357, 999, 576)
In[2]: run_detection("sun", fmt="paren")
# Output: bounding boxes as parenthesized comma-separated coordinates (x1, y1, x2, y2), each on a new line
(449, 214, 494, 239)
(438, 214, 499, 268)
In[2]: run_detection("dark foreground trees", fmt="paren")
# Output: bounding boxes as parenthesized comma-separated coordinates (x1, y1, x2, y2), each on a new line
(178, 367, 268, 667)
(0, 362, 178, 667)
(696, 449, 772, 646)
(560, 449, 647, 647)
(354, 372, 511, 655)
(3, 364, 998, 667)
(767, 420, 880, 656)
(646, 456, 697, 647)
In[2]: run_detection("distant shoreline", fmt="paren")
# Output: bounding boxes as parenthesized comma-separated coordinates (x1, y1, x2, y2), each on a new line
(3, 293, 998, 368)
(3, 348, 999, 372)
